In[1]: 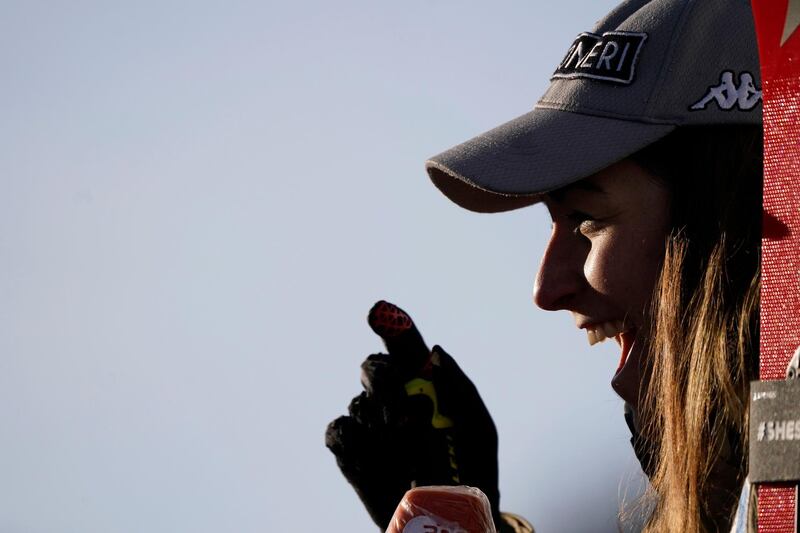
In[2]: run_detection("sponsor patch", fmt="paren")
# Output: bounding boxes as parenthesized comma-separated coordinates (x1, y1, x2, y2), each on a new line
(750, 379, 800, 483)
(552, 31, 647, 84)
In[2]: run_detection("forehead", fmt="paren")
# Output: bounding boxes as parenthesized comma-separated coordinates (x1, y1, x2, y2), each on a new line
(547, 178, 607, 203)
(545, 159, 668, 207)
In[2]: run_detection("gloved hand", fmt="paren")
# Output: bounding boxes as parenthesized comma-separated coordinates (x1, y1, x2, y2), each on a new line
(325, 301, 502, 531)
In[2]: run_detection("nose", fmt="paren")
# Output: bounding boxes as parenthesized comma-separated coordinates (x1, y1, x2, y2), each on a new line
(533, 227, 586, 311)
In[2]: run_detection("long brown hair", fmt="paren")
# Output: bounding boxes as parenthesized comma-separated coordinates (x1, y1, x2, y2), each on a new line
(630, 125, 762, 532)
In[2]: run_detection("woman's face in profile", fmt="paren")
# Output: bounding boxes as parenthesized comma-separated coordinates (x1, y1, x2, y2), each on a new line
(534, 159, 671, 408)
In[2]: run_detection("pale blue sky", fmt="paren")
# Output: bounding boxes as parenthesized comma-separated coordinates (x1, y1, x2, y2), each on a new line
(1, 1, 647, 532)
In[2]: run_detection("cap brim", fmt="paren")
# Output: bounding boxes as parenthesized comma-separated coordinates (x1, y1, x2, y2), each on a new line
(425, 107, 675, 213)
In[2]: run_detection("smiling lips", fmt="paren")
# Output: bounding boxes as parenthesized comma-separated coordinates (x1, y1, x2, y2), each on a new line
(585, 320, 627, 346)
(585, 321, 637, 375)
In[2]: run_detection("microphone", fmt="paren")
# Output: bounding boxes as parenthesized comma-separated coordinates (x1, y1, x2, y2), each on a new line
(368, 300, 433, 382)
(367, 301, 459, 485)
(386, 485, 497, 533)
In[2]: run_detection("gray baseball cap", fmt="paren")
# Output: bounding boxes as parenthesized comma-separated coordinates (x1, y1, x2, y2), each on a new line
(425, 0, 762, 213)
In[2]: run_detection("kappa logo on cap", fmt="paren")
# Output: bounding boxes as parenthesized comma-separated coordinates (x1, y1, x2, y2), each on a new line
(553, 31, 647, 85)
(689, 70, 762, 111)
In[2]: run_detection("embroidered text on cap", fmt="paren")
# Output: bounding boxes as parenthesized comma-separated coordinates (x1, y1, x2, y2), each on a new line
(553, 31, 647, 85)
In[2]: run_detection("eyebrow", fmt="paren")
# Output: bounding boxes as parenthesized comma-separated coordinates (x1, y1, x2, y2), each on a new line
(547, 180, 607, 202)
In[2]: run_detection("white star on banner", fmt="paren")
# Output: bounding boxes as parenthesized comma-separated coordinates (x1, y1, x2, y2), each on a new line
(782, 0, 800, 45)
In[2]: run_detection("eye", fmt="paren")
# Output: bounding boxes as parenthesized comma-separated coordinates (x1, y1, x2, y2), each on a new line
(567, 210, 602, 236)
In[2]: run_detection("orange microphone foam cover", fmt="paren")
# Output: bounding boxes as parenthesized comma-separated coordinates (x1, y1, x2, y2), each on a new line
(368, 300, 432, 380)
(385, 486, 497, 533)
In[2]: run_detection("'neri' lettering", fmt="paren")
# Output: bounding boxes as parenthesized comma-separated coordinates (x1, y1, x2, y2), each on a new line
(553, 31, 647, 84)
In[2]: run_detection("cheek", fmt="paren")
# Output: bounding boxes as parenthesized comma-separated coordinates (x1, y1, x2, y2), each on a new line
(583, 230, 666, 312)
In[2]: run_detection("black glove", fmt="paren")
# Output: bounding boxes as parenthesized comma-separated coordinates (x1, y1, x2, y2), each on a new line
(325, 301, 501, 531)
